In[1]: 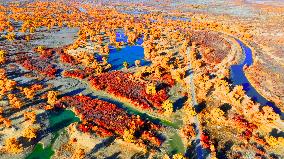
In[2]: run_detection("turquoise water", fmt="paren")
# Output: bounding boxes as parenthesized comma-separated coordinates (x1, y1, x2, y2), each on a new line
(26, 143, 55, 159)
(26, 110, 79, 159)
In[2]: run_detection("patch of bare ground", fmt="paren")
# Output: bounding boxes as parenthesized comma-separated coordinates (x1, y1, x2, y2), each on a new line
(245, 59, 284, 111)
(191, 30, 232, 65)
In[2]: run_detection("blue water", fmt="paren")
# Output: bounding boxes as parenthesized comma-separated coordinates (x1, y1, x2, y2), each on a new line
(97, 32, 149, 70)
(108, 45, 150, 70)
(230, 40, 282, 115)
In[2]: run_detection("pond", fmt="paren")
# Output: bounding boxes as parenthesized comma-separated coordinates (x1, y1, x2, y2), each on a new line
(26, 110, 79, 159)
(96, 32, 150, 70)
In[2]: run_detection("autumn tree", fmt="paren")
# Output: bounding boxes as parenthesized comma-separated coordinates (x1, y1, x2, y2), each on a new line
(135, 60, 141, 67)
(72, 148, 85, 159)
(5, 32, 15, 41)
(47, 91, 58, 106)
(183, 101, 197, 123)
(23, 87, 36, 99)
(7, 94, 23, 109)
(146, 83, 156, 95)
(123, 61, 129, 69)
(24, 111, 36, 124)
(265, 136, 284, 148)
(23, 126, 38, 141)
(228, 85, 245, 105)
(4, 138, 23, 154)
(162, 99, 174, 115)
(172, 153, 187, 159)
(123, 129, 135, 143)
(0, 116, 12, 128)
(36, 45, 46, 54)
(102, 56, 108, 65)
(210, 108, 225, 123)
(5, 79, 17, 91)
(0, 50, 6, 64)
(181, 124, 196, 143)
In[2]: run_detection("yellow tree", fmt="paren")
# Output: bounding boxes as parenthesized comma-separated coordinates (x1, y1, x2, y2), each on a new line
(72, 148, 85, 159)
(5, 32, 15, 41)
(123, 61, 129, 69)
(135, 60, 141, 67)
(47, 91, 58, 106)
(210, 108, 225, 123)
(123, 129, 135, 143)
(24, 111, 36, 124)
(183, 102, 197, 123)
(5, 79, 17, 91)
(4, 138, 23, 154)
(262, 106, 280, 124)
(173, 153, 187, 159)
(0, 116, 12, 128)
(162, 100, 174, 115)
(23, 126, 38, 141)
(8, 94, 23, 109)
(0, 50, 6, 64)
(146, 83, 156, 95)
(23, 87, 35, 99)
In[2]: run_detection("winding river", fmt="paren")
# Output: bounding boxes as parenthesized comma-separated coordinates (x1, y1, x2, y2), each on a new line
(230, 39, 282, 115)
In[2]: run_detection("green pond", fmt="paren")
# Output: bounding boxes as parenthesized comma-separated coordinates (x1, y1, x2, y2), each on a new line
(26, 110, 79, 159)
(27, 102, 185, 158)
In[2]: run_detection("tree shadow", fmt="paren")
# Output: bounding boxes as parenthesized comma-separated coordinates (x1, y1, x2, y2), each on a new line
(131, 152, 150, 159)
(185, 69, 193, 78)
(220, 103, 232, 114)
(6, 69, 31, 80)
(87, 136, 117, 157)
(105, 152, 121, 159)
(185, 139, 210, 159)
(270, 128, 284, 138)
(173, 96, 188, 111)
(217, 140, 234, 159)
(194, 101, 206, 114)
(3, 98, 46, 118)
(35, 85, 63, 98)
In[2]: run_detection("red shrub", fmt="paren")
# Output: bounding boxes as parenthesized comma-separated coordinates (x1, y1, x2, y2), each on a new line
(88, 71, 169, 111)
(60, 53, 77, 65)
(55, 95, 162, 146)
(63, 70, 86, 79)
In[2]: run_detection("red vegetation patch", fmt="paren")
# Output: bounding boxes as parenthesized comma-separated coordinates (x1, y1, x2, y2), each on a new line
(55, 95, 162, 146)
(22, 59, 57, 77)
(233, 115, 258, 131)
(59, 52, 78, 65)
(200, 131, 211, 149)
(62, 70, 86, 79)
(160, 73, 175, 87)
(13, 50, 58, 77)
(192, 30, 231, 65)
(233, 115, 258, 141)
(88, 71, 169, 111)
